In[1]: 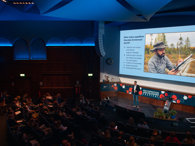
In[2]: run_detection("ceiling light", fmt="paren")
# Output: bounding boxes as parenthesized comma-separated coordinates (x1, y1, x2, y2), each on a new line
(6, 1, 35, 4)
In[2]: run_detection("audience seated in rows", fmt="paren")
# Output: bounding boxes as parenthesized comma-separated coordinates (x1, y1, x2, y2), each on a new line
(3, 91, 195, 146)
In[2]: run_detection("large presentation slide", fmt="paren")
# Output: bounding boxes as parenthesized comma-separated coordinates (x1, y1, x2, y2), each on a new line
(120, 25, 195, 83)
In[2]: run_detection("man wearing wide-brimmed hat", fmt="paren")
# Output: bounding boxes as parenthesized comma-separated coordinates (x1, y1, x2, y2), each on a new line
(148, 41, 178, 74)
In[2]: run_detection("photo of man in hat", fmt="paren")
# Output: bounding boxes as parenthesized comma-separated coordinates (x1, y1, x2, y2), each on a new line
(144, 32, 195, 77)
(148, 41, 181, 75)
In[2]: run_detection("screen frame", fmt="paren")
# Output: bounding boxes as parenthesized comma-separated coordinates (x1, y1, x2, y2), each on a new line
(119, 25, 195, 84)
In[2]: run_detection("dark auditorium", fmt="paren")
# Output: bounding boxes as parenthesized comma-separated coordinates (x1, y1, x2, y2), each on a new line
(0, 0, 195, 146)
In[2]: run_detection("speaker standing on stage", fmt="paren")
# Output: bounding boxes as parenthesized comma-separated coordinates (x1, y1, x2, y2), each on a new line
(132, 81, 140, 108)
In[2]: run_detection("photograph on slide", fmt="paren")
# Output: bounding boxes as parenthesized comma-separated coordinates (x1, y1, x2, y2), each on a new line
(144, 32, 195, 77)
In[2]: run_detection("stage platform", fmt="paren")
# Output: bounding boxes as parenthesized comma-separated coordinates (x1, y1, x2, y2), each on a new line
(109, 96, 195, 121)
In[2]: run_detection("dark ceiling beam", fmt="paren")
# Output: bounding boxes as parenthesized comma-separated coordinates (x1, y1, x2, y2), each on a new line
(116, 0, 148, 21)
(158, 0, 195, 12)
(153, 11, 195, 18)
(43, 0, 73, 14)
(34, 0, 73, 14)
(157, 6, 195, 14)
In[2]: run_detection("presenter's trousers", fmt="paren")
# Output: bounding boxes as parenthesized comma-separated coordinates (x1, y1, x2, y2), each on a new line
(133, 94, 139, 106)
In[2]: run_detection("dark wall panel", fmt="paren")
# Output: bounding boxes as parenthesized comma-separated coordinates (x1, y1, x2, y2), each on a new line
(0, 46, 100, 100)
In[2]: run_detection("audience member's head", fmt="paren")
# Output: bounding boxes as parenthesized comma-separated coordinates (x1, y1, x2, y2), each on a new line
(164, 131, 181, 145)
(128, 117, 135, 126)
(127, 136, 137, 146)
(61, 139, 71, 146)
(152, 129, 158, 136)
(104, 129, 111, 139)
(150, 129, 162, 143)
(109, 121, 116, 130)
(183, 131, 195, 144)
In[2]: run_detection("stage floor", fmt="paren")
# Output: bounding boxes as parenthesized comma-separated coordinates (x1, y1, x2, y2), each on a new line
(109, 96, 195, 119)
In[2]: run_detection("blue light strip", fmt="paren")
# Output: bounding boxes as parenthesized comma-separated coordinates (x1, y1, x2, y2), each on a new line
(46, 43, 95, 46)
(0, 43, 13, 46)
(31, 58, 47, 60)
(14, 58, 29, 60)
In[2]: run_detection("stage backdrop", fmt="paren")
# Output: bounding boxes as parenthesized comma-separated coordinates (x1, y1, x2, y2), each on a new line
(100, 83, 195, 107)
